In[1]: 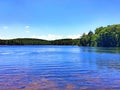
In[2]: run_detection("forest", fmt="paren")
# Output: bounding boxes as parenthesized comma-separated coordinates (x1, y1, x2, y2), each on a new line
(0, 38, 79, 45)
(80, 24, 120, 47)
(0, 24, 120, 47)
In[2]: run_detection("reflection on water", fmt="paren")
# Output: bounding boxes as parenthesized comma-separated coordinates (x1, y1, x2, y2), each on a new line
(0, 46, 120, 90)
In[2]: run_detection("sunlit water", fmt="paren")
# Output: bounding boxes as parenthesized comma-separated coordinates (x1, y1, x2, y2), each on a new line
(0, 46, 120, 90)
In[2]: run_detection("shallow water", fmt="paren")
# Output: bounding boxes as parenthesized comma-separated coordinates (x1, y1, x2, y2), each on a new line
(0, 46, 120, 90)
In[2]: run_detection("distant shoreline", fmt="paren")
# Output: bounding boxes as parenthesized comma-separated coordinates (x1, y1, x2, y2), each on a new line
(1, 24, 120, 47)
(0, 38, 80, 46)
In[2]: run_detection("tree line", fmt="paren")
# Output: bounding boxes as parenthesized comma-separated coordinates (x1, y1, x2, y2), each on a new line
(0, 38, 79, 45)
(80, 24, 120, 47)
(0, 24, 120, 47)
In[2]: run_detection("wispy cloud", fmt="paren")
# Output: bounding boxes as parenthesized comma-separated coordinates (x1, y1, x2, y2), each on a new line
(31, 34, 80, 40)
(66, 34, 81, 39)
(3, 26, 8, 30)
(31, 34, 63, 40)
(26, 31, 30, 33)
(25, 25, 30, 33)
(25, 26, 30, 29)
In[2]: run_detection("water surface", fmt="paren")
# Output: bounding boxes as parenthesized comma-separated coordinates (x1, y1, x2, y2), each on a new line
(0, 46, 120, 90)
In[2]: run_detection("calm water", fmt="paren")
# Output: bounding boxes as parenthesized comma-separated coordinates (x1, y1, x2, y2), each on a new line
(0, 46, 120, 90)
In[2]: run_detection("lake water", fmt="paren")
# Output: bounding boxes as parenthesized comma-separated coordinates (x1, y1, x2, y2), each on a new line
(0, 46, 120, 90)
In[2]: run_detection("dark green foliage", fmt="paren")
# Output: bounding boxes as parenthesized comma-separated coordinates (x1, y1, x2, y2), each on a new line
(51, 39, 73, 45)
(80, 33, 88, 46)
(80, 31, 94, 46)
(51, 39, 80, 45)
(80, 24, 120, 47)
(0, 38, 51, 45)
(0, 38, 80, 45)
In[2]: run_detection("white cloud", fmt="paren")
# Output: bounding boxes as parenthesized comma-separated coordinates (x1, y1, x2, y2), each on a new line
(3, 26, 8, 30)
(31, 34, 63, 40)
(66, 34, 81, 39)
(25, 26, 30, 33)
(26, 30, 30, 33)
(31, 34, 81, 40)
(25, 26, 30, 29)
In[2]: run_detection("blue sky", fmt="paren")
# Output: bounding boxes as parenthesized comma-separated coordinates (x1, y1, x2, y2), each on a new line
(0, 0, 120, 40)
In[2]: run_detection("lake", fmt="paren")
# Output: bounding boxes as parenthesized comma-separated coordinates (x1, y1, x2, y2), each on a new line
(0, 46, 120, 90)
